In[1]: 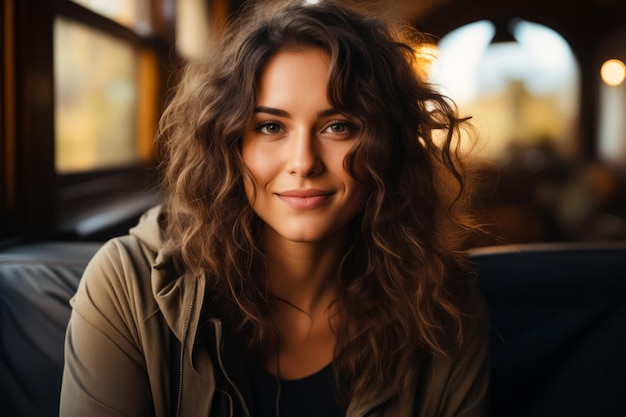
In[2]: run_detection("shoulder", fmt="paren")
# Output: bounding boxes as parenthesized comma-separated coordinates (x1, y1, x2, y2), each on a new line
(61, 234, 176, 416)
(86, 234, 157, 277)
(71, 233, 161, 331)
(71, 206, 171, 325)
(73, 205, 167, 314)
(409, 282, 490, 417)
(71, 206, 202, 343)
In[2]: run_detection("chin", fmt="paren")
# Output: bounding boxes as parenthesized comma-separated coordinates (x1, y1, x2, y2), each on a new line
(280, 231, 330, 243)
(267, 223, 343, 244)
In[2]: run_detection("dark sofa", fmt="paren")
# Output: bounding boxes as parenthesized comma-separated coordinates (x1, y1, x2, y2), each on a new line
(470, 242, 626, 417)
(0, 242, 102, 417)
(1, 240, 626, 417)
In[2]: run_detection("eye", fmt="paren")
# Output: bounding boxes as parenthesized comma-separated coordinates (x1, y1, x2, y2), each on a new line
(322, 121, 354, 135)
(256, 122, 283, 135)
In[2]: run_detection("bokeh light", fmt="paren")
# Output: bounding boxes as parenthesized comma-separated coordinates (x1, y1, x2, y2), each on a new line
(600, 59, 626, 87)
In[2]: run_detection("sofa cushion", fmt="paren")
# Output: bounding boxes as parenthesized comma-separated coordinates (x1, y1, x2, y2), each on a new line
(471, 242, 626, 417)
(0, 242, 102, 417)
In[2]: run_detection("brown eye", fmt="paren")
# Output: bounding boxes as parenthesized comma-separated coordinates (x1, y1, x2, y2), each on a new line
(330, 123, 346, 133)
(322, 121, 354, 135)
(258, 122, 283, 135)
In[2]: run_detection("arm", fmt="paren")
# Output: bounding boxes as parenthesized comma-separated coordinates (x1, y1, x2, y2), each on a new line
(409, 283, 490, 417)
(60, 240, 155, 417)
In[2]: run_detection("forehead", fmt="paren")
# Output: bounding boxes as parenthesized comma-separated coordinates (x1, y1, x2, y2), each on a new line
(256, 48, 331, 105)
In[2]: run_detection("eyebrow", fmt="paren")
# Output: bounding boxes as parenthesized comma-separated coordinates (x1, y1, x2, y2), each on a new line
(253, 106, 341, 119)
(254, 106, 290, 117)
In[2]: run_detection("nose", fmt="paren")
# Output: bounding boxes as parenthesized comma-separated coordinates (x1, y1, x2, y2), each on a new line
(285, 128, 323, 177)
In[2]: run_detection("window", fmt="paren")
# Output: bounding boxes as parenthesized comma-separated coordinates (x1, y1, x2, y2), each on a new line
(1, 0, 177, 242)
(54, 17, 140, 174)
(430, 19, 580, 161)
(430, 20, 586, 244)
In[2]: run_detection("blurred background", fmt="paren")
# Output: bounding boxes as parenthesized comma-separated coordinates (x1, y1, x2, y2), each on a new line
(1, 0, 625, 247)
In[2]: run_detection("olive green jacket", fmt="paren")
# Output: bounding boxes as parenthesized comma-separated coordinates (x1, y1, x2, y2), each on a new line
(60, 206, 490, 417)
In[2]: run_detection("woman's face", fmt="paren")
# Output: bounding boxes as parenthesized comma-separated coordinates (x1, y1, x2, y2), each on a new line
(242, 48, 368, 244)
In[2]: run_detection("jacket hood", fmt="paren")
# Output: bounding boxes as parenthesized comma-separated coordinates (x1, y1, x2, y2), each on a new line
(129, 205, 164, 253)
(129, 205, 206, 346)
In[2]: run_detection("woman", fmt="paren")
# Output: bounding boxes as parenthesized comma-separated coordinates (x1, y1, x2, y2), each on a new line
(60, 1, 489, 416)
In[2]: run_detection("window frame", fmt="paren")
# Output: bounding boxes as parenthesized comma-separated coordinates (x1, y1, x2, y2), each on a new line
(1, 0, 177, 243)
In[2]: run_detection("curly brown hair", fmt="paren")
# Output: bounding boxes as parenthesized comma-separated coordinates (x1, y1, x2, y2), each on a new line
(156, 0, 479, 404)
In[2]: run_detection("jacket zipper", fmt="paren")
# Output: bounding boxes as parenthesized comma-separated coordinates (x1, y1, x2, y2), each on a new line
(175, 279, 197, 417)
(214, 323, 251, 417)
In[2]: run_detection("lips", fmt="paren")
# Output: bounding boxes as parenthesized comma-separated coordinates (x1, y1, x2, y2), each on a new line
(276, 189, 333, 209)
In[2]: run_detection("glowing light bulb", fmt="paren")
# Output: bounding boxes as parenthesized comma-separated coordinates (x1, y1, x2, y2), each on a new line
(601, 59, 626, 86)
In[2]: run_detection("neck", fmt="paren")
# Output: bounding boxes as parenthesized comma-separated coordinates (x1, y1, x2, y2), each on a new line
(261, 228, 347, 313)
(259, 227, 348, 379)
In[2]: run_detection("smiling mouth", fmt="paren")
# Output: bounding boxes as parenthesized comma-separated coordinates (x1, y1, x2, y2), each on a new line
(276, 190, 333, 209)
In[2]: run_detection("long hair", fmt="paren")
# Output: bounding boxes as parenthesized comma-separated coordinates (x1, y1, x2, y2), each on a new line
(156, 0, 479, 404)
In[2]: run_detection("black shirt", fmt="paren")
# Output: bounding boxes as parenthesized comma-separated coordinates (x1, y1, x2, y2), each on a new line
(250, 363, 346, 417)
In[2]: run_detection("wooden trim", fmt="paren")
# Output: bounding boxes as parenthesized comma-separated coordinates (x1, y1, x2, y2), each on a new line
(55, 0, 148, 47)
(2, 0, 16, 222)
(137, 48, 158, 165)
(14, 0, 56, 239)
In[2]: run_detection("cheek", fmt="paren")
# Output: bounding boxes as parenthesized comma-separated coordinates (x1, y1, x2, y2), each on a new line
(242, 141, 272, 179)
(241, 143, 274, 204)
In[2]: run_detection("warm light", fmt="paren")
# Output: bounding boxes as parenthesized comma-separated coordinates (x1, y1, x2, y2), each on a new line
(601, 59, 626, 86)
(414, 44, 439, 80)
